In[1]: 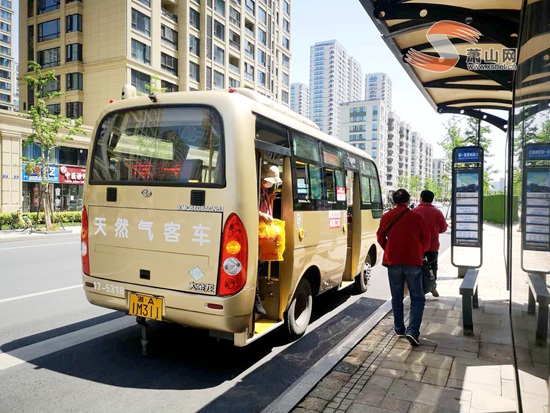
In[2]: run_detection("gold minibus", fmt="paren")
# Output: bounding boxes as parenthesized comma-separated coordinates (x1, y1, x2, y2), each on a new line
(81, 87, 382, 347)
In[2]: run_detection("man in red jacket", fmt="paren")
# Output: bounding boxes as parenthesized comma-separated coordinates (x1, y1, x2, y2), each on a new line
(377, 189, 431, 346)
(414, 190, 448, 297)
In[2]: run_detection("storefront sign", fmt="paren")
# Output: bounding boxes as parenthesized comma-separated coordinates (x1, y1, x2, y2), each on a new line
(59, 165, 86, 185)
(22, 164, 59, 183)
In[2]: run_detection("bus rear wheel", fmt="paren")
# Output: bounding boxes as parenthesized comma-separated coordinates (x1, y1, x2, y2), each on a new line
(285, 278, 312, 338)
(354, 255, 372, 294)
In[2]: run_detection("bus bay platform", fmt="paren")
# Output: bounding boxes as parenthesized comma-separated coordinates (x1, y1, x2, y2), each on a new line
(265, 224, 549, 413)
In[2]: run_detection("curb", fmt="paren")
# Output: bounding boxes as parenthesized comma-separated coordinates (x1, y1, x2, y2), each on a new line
(0, 228, 81, 243)
(261, 300, 393, 413)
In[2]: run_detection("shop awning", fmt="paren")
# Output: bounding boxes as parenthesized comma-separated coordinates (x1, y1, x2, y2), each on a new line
(359, 0, 525, 131)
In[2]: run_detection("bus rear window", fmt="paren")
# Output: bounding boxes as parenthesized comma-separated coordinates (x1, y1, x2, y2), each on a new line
(90, 106, 224, 186)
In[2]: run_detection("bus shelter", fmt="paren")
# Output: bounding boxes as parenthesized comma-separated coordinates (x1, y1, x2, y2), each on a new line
(359, 0, 549, 409)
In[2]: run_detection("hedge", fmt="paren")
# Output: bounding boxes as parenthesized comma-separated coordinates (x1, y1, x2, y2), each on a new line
(483, 194, 519, 225)
(0, 211, 82, 230)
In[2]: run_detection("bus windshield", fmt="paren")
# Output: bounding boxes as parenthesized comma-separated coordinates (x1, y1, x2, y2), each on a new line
(90, 106, 225, 186)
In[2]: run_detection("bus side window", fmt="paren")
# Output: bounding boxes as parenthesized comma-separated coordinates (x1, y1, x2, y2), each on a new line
(295, 162, 309, 202)
(360, 174, 372, 207)
(325, 168, 336, 203)
(308, 164, 323, 201)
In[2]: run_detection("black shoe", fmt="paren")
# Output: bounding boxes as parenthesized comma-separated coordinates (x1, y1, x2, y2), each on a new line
(406, 334, 420, 347)
(395, 330, 406, 338)
(431, 288, 439, 297)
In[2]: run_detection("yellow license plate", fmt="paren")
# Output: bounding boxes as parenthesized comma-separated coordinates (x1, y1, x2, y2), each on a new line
(129, 293, 163, 321)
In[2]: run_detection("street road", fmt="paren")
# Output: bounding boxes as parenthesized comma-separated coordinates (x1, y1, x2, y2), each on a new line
(0, 231, 449, 413)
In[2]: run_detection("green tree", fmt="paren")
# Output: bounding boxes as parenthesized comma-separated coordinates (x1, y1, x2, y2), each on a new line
(424, 177, 442, 200)
(144, 74, 166, 95)
(22, 61, 84, 230)
(463, 117, 497, 195)
(438, 117, 465, 197)
(409, 174, 422, 199)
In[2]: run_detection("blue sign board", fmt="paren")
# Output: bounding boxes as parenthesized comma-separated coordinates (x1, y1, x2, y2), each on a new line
(454, 147, 482, 163)
(22, 165, 59, 183)
(525, 145, 550, 161)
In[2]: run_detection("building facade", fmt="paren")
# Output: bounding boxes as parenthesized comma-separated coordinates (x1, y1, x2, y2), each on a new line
(309, 39, 362, 137)
(339, 99, 389, 195)
(0, 0, 15, 111)
(410, 131, 433, 189)
(365, 72, 391, 109)
(290, 82, 309, 118)
(19, 0, 292, 127)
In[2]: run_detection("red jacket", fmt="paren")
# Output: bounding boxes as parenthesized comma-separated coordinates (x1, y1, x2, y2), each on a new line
(376, 204, 431, 266)
(414, 202, 448, 251)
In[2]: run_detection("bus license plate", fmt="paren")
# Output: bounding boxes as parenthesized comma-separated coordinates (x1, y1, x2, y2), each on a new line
(129, 293, 163, 321)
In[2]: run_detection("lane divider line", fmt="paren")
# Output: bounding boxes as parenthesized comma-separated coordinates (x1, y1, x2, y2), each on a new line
(0, 285, 82, 303)
(0, 316, 135, 371)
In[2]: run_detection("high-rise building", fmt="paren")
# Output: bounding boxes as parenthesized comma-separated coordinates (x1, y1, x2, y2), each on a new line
(411, 131, 433, 188)
(19, 0, 292, 126)
(309, 39, 362, 137)
(290, 82, 309, 118)
(0, 0, 15, 111)
(339, 99, 389, 194)
(365, 72, 392, 109)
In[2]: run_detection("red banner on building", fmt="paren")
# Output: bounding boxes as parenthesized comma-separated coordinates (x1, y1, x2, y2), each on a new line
(59, 165, 86, 185)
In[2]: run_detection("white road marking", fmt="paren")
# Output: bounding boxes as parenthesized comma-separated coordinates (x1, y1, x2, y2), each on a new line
(0, 241, 79, 251)
(0, 316, 135, 371)
(0, 285, 82, 303)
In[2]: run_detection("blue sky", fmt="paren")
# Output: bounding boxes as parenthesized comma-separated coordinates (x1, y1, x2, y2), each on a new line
(289, 0, 507, 175)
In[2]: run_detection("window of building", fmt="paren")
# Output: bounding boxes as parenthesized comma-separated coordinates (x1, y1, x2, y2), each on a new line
(161, 24, 178, 49)
(66, 43, 82, 62)
(244, 40, 254, 59)
(282, 72, 289, 86)
(43, 75, 60, 92)
(189, 61, 199, 82)
(66, 101, 82, 119)
(244, 62, 254, 80)
(37, 19, 60, 42)
(282, 54, 290, 69)
(131, 38, 150, 64)
(161, 52, 178, 75)
(189, 34, 200, 56)
(38, 47, 60, 68)
(282, 35, 290, 50)
(257, 6, 266, 24)
(213, 70, 224, 89)
(0, 9, 10, 21)
(258, 69, 265, 85)
(46, 103, 60, 115)
(372, 132, 377, 140)
(161, 80, 178, 92)
(214, 0, 225, 15)
(66, 72, 83, 91)
(136, 0, 150, 7)
(131, 69, 150, 93)
(213, 44, 224, 65)
(229, 30, 240, 50)
(282, 18, 289, 33)
(189, 7, 200, 30)
(59, 146, 87, 166)
(0, 80, 10, 91)
(214, 20, 225, 41)
(229, 77, 239, 87)
(131, 8, 151, 36)
(257, 48, 266, 67)
(0, 22, 9, 32)
(245, 0, 255, 16)
(38, 0, 59, 14)
(258, 28, 266, 45)
(372, 124, 378, 131)
(282, 90, 289, 104)
(0, 68, 9, 79)
(0, 45, 10, 55)
(66, 14, 82, 33)
(229, 7, 240, 26)
(283, 0, 290, 15)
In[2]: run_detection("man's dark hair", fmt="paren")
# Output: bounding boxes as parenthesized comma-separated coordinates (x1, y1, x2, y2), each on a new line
(420, 190, 435, 203)
(392, 189, 410, 205)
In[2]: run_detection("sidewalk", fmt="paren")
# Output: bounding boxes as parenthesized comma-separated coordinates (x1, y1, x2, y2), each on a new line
(0, 225, 81, 243)
(269, 224, 548, 413)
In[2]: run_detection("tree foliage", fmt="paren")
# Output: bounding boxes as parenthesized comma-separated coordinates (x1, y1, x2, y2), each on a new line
(22, 61, 84, 230)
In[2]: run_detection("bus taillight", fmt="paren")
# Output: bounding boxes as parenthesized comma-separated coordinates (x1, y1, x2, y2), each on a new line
(218, 213, 248, 296)
(81, 206, 90, 275)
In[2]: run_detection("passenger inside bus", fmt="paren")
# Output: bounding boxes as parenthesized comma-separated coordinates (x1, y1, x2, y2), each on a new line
(256, 163, 282, 315)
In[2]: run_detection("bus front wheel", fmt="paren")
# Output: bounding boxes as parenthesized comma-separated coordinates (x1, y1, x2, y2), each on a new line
(354, 255, 372, 294)
(285, 278, 313, 338)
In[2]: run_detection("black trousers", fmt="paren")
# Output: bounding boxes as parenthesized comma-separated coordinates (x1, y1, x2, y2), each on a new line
(424, 251, 439, 280)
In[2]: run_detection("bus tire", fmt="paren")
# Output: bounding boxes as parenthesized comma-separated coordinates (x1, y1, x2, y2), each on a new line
(354, 255, 372, 294)
(285, 278, 313, 338)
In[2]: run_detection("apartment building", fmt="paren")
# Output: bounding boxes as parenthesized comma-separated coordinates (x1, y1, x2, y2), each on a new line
(0, 0, 15, 111)
(309, 39, 362, 137)
(339, 99, 389, 194)
(290, 82, 309, 118)
(410, 131, 433, 188)
(19, 0, 292, 127)
(365, 72, 391, 109)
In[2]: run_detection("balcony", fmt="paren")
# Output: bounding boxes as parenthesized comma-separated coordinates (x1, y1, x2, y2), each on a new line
(161, 7, 177, 23)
